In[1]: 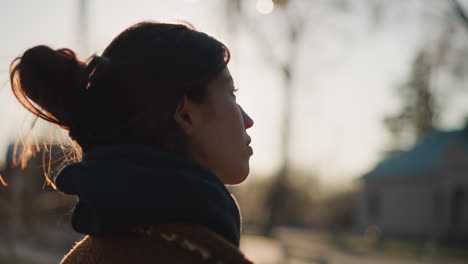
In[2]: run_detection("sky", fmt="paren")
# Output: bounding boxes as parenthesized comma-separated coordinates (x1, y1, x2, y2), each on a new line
(2, 0, 468, 186)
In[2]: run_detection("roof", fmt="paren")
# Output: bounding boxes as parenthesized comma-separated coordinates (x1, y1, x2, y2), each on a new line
(363, 129, 468, 179)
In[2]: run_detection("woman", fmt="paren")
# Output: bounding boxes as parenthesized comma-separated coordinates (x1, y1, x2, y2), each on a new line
(10, 21, 255, 264)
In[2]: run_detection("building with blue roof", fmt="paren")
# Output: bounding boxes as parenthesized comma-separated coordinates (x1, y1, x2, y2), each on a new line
(355, 128, 468, 241)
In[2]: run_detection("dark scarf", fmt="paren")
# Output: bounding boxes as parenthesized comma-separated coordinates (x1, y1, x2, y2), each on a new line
(55, 144, 241, 246)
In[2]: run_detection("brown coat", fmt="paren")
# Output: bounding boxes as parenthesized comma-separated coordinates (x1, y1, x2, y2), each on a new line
(59, 223, 255, 264)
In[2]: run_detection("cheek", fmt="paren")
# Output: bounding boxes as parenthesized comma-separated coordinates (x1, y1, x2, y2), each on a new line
(204, 107, 241, 149)
(215, 104, 250, 183)
(201, 104, 244, 155)
(188, 92, 251, 183)
(218, 104, 244, 144)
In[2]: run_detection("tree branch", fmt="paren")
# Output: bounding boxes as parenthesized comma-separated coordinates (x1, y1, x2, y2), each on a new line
(451, 0, 468, 31)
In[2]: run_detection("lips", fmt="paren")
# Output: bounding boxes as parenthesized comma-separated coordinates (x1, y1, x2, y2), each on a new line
(247, 145, 253, 156)
(246, 137, 253, 155)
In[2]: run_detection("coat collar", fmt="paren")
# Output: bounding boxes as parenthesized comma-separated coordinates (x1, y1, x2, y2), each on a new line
(132, 223, 254, 264)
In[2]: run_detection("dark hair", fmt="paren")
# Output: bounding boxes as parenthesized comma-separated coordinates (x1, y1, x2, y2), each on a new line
(10, 21, 230, 158)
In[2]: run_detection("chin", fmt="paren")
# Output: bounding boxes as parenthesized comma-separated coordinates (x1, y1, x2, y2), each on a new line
(223, 167, 250, 185)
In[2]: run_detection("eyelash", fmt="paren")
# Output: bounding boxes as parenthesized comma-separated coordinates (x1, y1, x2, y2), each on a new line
(232, 88, 239, 97)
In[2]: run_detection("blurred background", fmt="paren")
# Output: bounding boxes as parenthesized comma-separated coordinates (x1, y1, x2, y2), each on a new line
(1, 0, 468, 263)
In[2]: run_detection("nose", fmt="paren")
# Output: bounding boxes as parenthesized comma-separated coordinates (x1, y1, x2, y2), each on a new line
(240, 106, 254, 129)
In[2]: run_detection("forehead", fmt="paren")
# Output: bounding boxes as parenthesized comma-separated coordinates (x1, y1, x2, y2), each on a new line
(213, 68, 233, 86)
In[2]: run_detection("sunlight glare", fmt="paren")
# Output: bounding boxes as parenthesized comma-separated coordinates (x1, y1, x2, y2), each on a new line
(256, 0, 274, 14)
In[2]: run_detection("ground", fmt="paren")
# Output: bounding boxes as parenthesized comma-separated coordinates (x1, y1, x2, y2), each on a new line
(241, 228, 468, 264)
(0, 227, 467, 264)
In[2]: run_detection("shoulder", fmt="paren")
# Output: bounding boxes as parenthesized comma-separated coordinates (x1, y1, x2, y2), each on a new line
(59, 223, 255, 264)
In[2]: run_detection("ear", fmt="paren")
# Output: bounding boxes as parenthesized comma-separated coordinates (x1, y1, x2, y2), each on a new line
(174, 96, 195, 134)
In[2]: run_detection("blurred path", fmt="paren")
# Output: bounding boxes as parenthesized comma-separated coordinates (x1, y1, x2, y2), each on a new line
(241, 228, 467, 264)
(0, 228, 465, 264)
(0, 240, 63, 264)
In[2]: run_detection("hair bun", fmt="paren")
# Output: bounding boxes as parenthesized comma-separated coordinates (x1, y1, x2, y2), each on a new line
(11, 45, 87, 128)
(21, 45, 56, 66)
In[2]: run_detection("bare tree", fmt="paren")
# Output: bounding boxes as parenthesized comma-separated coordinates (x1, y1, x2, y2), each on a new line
(384, 0, 468, 151)
(77, 0, 89, 56)
(452, 0, 468, 31)
(224, 0, 313, 236)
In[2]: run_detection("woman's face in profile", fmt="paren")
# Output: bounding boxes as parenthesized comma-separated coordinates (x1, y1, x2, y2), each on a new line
(178, 68, 254, 184)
